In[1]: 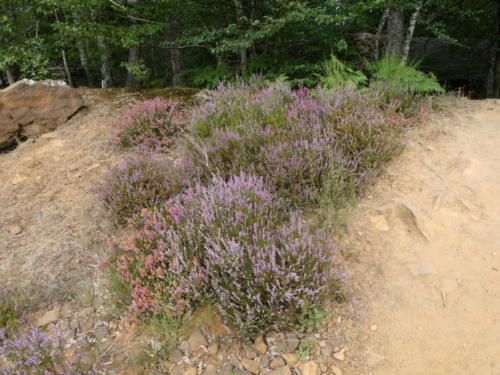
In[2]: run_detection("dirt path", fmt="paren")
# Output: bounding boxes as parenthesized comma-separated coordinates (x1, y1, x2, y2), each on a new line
(345, 99, 500, 374)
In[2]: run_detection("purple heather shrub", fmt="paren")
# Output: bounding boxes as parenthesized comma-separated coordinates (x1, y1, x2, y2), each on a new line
(183, 82, 411, 206)
(106, 173, 286, 317)
(205, 215, 336, 337)
(96, 154, 183, 225)
(113, 97, 182, 152)
(0, 327, 97, 374)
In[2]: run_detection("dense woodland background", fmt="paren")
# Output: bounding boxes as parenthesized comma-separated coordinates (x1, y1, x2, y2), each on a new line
(1, 0, 499, 97)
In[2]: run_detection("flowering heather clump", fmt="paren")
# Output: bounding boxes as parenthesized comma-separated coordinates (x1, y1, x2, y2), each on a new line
(107, 173, 287, 317)
(113, 97, 182, 152)
(0, 327, 96, 374)
(205, 216, 335, 337)
(184, 82, 409, 206)
(96, 154, 182, 225)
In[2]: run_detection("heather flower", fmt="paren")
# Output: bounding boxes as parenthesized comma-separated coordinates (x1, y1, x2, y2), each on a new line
(113, 97, 183, 152)
(0, 327, 98, 374)
(95, 154, 183, 225)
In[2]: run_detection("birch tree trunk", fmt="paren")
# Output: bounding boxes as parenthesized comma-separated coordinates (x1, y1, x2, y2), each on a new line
(5, 67, 15, 85)
(374, 8, 390, 60)
(385, 8, 405, 58)
(402, 2, 422, 64)
(77, 40, 93, 86)
(61, 49, 73, 87)
(168, 15, 183, 86)
(233, 0, 247, 75)
(97, 39, 112, 88)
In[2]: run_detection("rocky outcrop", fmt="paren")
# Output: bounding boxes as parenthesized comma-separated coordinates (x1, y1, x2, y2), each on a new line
(0, 79, 84, 148)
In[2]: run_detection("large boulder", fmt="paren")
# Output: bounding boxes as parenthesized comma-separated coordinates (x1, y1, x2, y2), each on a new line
(0, 79, 84, 148)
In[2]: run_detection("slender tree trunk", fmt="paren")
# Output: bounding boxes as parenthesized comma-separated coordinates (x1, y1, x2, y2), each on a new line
(494, 0, 500, 98)
(170, 48, 183, 85)
(233, 0, 247, 75)
(5, 67, 15, 85)
(402, 2, 422, 64)
(168, 15, 183, 86)
(97, 39, 112, 88)
(374, 8, 390, 60)
(126, 45, 140, 88)
(77, 40, 93, 86)
(385, 8, 405, 58)
(61, 49, 73, 87)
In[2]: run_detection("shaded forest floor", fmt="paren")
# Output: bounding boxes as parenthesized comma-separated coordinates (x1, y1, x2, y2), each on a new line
(0, 91, 499, 374)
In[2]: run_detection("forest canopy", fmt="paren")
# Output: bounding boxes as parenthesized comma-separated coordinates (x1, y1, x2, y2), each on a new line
(1, 0, 499, 97)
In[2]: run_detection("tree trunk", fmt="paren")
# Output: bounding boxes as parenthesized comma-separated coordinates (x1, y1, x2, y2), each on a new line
(97, 39, 112, 88)
(374, 8, 390, 60)
(5, 67, 15, 85)
(61, 49, 73, 87)
(170, 48, 183, 85)
(385, 8, 405, 58)
(77, 40, 93, 87)
(125, 45, 140, 88)
(402, 2, 422, 64)
(233, 0, 247, 75)
(494, 0, 500, 98)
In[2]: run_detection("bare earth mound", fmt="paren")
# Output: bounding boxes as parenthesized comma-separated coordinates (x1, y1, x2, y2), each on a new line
(0, 89, 135, 301)
(345, 99, 500, 374)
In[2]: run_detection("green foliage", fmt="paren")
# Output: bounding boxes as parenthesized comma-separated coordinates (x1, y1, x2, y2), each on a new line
(367, 56, 444, 98)
(297, 307, 327, 333)
(296, 340, 316, 360)
(318, 54, 367, 89)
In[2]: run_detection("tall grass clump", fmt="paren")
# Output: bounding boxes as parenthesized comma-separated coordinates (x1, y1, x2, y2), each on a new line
(96, 154, 183, 225)
(113, 97, 183, 152)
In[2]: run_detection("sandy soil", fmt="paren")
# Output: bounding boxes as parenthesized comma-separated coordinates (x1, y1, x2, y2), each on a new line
(0, 89, 136, 302)
(345, 99, 500, 374)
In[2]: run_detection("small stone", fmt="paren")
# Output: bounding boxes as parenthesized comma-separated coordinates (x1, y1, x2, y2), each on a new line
(37, 306, 61, 326)
(369, 215, 389, 232)
(204, 365, 217, 375)
(330, 365, 342, 375)
(296, 361, 319, 375)
(183, 367, 197, 375)
(318, 341, 327, 348)
(242, 358, 260, 374)
(171, 365, 186, 375)
(268, 366, 291, 375)
(320, 347, 332, 357)
(207, 342, 219, 356)
(366, 349, 386, 367)
(188, 330, 208, 352)
(245, 344, 258, 359)
(260, 354, 272, 368)
(284, 333, 300, 352)
(8, 224, 22, 235)
(333, 347, 347, 362)
(319, 363, 327, 373)
(269, 357, 285, 369)
(281, 353, 297, 366)
(369, 325, 378, 332)
(219, 364, 233, 375)
(12, 175, 27, 185)
(254, 336, 268, 355)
